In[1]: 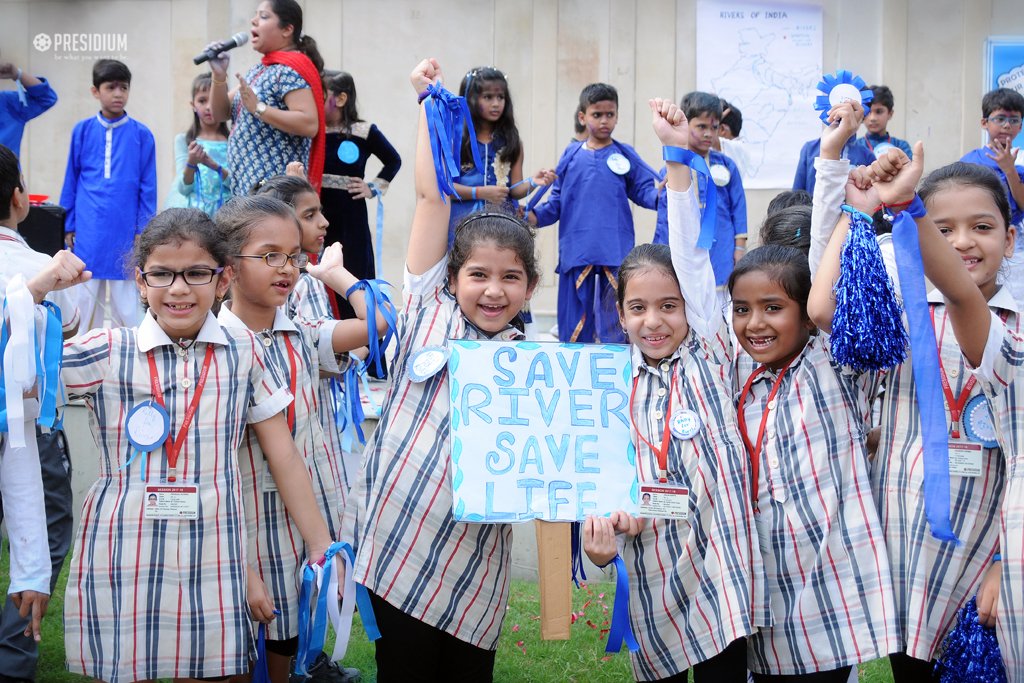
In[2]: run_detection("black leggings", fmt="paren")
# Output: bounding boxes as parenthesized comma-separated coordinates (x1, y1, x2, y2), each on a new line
(369, 592, 496, 683)
(658, 638, 748, 682)
(889, 651, 938, 682)
(752, 664, 854, 683)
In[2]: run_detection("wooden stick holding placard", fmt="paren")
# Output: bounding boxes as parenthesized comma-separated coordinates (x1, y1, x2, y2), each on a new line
(535, 520, 571, 640)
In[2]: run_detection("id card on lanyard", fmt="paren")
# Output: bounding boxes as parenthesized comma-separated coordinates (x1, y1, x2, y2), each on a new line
(629, 367, 700, 520)
(262, 332, 300, 493)
(142, 345, 214, 519)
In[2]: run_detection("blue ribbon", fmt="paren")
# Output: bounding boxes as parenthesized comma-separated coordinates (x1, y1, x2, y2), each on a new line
(252, 618, 272, 683)
(338, 359, 367, 451)
(570, 521, 587, 589)
(604, 555, 639, 654)
(344, 279, 398, 377)
(891, 196, 958, 543)
(422, 83, 483, 201)
(368, 183, 385, 277)
(661, 146, 717, 250)
(293, 541, 380, 679)
(0, 300, 63, 435)
(525, 183, 551, 214)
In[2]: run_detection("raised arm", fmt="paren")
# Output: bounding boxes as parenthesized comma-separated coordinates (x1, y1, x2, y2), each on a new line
(306, 242, 393, 351)
(650, 98, 718, 341)
(406, 58, 452, 276)
(871, 143, 992, 366)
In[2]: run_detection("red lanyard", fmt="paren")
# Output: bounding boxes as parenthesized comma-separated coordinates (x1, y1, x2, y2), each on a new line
(628, 369, 678, 483)
(737, 358, 796, 511)
(282, 333, 300, 432)
(864, 134, 891, 152)
(930, 306, 1008, 437)
(146, 344, 215, 482)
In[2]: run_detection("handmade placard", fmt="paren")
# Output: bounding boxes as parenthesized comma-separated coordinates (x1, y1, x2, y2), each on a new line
(448, 340, 637, 522)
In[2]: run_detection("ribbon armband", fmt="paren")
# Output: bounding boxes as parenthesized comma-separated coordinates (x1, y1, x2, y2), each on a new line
(662, 146, 717, 250)
(813, 70, 874, 123)
(344, 279, 399, 377)
(422, 82, 483, 202)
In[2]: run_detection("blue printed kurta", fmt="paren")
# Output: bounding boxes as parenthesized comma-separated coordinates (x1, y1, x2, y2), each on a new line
(59, 113, 157, 279)
(229, 63, 312, 196)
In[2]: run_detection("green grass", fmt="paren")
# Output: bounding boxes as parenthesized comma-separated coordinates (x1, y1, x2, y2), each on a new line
(0, 545, 895, 682)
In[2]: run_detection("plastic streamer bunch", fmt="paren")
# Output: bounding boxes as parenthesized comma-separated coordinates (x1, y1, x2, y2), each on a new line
(813, 70, 874, 124)
(292, 542, 380, 679)
(344, 278, 398, 377)
(421, 82, 483, 201)
(829, 205, 908, 370)
(934, 597, 1007, 682)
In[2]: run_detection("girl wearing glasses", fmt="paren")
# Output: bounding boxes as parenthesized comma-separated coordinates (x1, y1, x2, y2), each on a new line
(213, 194, 392, 681)
(24, 209, 340, 682)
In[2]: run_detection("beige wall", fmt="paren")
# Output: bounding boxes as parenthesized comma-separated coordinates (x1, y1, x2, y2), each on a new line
(1, 0, 1022, 317)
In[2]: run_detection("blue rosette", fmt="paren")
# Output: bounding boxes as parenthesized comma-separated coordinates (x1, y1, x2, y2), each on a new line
(814, 70, 874, 123)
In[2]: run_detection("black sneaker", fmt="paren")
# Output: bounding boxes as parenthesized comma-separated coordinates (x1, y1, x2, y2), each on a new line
(291, 651, 361, 683)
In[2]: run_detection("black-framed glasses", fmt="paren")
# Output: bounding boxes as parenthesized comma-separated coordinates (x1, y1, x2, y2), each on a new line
(987, 115, 1023, 127)
(139, 267, 224, 287)
(234, 252, 309, 268)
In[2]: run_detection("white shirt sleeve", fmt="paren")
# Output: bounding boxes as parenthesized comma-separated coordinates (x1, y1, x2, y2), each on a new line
(667, 186, 720, 343)
(971, 310, 1009, 383)
(1, 399, 52, 595)
(404, 258, 448, 297)
(809, 157, 851, 278)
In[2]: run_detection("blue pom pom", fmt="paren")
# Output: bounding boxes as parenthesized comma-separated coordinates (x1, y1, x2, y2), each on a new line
(935, 597, 1007, 682)
(830, 208, 908, 371)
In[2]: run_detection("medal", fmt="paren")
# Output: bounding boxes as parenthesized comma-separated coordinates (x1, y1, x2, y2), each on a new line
(126, 400, 171, 452)
(709, 163, 731, 187)
(813, 70, 874, 123)
(669, 409, 701, 440)
(871, 141, 895, 159)
(338, 140, 360, 164)
(606, 152, 631, 175)
(963, 394, 999, 449)
(407, 345, 450, 383)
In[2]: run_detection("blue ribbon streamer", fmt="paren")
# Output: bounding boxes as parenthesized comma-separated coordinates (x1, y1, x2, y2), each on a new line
(661, 146, 717, 250)
(367, 183, 385, 277)
(339, 360, 367, 451)
(570, 521, 587, 589)
(422, 83, 483, 202)
(604, 555, 639, 654)
(344, 279, 398, 377)
(252, 619, 272, 683)
(891, 196, 958, 543)
(293, 542, 381, 679)
(0, 299, 63, 435)
(525, 183, 551, 214)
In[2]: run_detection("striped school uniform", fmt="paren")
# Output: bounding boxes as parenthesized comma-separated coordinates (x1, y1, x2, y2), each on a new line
(62, 312, 290, 683)
(287, 272, 355, 492)
(341, 258, 522, 650)
(973, 305, 1024, 678)
(218, 304, 345, 641)
(738, 336, 899, 675)
(873, 289, 1018, 662)
(620, 185, 769, 680)
(626, 341, 769, 680)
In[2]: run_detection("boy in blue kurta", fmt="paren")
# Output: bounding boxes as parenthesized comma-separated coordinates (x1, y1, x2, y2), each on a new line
(855, 85, 912, 161)
(654, 92, 747, 292)
(0, 61, 57, 159)
(60, 59, 155, 328)
(527, 83, 659, 343)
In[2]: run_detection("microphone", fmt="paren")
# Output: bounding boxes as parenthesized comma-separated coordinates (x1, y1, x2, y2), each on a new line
(193, 32, 250, 65)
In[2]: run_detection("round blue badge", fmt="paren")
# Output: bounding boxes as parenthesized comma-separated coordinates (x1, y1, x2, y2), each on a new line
(963, 394, 999, 449)
(126, 401, 170, 452)
(407, 345, 450, 383)
(606, 152, 631, 175)
(670, 409, 701, 440)
(871, 141, 895, 159)
(337, 140, 360, 164)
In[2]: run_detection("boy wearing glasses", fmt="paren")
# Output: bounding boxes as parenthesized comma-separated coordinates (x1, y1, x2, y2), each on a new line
(962, 87, 1024, 302)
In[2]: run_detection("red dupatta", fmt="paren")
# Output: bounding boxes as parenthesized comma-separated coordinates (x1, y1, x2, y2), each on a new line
(261, 50, 325, 192)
